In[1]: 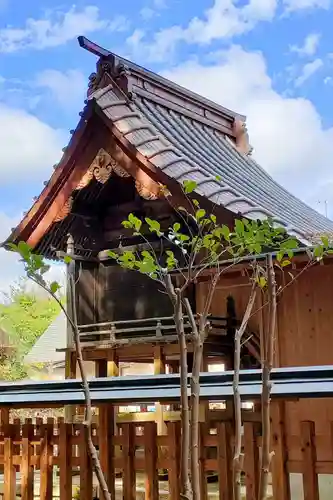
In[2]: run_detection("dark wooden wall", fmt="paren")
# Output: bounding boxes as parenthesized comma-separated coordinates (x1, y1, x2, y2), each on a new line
(75, 261, 196, 325)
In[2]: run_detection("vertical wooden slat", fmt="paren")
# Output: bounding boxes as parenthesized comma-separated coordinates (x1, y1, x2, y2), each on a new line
(21, 419, 34, 500)
(122, 423, 136, 500)
(144, 422, 159, 500)
(79, 424, 93, 500)
(59, 422, 72, 500)
(153, 346, 166, 435)
(271, 402, 290, 500)
(167, 421, 181, 500)
(4, 423, 15, 500)
(13, 418, 21, 473)
(301, 421, 319, 500)
(199, 423, 208, 500)
(99, 405, 115, 499)
(243, 422, 259, 500)
(97, 358, 116, 499)
(40, 418, 54, 500)
(217, 421, 233, 500)
(35, 416, 43, 465)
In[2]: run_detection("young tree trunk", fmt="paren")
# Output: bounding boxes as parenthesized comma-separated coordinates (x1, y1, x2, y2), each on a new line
(185, 298, 203, 500)
(68, 276, 112, 500)
(258, 255, 277, 500)
(165, 277, 192, 500)
(233, 285, 257, 500)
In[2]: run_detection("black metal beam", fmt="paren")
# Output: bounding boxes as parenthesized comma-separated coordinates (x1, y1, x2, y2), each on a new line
(1, 366, 333, 407)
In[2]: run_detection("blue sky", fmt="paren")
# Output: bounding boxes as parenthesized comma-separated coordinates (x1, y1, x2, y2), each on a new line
(1, 0, 333, 290)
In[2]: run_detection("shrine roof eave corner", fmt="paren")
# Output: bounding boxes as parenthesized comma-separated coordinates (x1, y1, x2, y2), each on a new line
(2, 100, 97, 251)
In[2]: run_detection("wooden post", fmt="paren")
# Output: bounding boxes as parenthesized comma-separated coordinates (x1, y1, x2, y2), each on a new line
(301, 421, 319, 500)
(271, 402, 290, 500)
(122, 424, 136, 500)
(153, 346, 166, 435)
(217, 421, 233, 500)
(167, 421, 181, 500)
(65, 233, 76, 423)
(144, 422, 159, 500)
(79, 424, 93, 500)
(21, 419, 34, 500)
(40, 418, 54, 500)
(59, 421, 72, 500)
(96, 358, 116, 498)
(243, 422, 260, 500)
(4, 423, 16, 500)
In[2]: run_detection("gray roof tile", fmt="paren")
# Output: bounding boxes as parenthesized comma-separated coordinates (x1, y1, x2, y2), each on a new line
(90, 84, 333, 243)
(24, 312, 66, 365)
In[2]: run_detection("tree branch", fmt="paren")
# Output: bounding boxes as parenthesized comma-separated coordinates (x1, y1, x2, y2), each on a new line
(233, 283, 257, 500)
(258, 254, 276, 500)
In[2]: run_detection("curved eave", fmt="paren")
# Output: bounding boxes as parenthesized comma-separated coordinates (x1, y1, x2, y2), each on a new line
(3, 102, 95, 250)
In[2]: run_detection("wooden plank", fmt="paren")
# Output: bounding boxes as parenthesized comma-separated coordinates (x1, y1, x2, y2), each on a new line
(99, 405, 116, 499)
(144, 422, 159, 500)
(167, 421, 181, 500)
(154, 346, 166, 436)
(122, 424, 136, 500)
(79, 424, 93, 500)
(271, 402, 290, 500)
(216, 421, 233, 500)
(4, 424, 15, 500)
(59, 422, 72, 500)
(243, 422, 259, 500)
(21, 419, 34, 500)
(96, 356, 116, 498)
(301, 421, 319, 500)
(40, 418, 54, 500)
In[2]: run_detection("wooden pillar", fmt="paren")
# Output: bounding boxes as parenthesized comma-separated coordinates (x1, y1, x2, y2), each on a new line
(95, 358, 117, 498)
(65, 234, 76, 423)
(153, 346, 166, 435)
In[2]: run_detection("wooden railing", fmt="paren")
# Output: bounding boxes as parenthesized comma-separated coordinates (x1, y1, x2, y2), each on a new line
(0, 410, 332, 499)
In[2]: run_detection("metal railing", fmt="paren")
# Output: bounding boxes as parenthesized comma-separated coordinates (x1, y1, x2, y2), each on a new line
(1, 365, 333, 406)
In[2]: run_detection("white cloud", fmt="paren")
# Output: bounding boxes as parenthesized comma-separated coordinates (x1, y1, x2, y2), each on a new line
(126, 0, 278, 62)
(0, 103, 66, 183)
(283, 0, 331, 11)
(0, 212, 65, 296)
(294, 58, 323, 86)
(0, 6, 127, 53)
(35, 69, 86, 108)
(161, 46, 333, 215)
(140, 8, 155, 21)
(290, 33, 321, 57)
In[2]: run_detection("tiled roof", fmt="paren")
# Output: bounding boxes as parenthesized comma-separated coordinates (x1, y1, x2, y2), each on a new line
(24, 312, 66, 365)
(91, 83, 333, 244)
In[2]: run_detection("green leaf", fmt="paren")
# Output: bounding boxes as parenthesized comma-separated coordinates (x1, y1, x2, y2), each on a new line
(178, 234, 190, 242)
(210, 214, 217, 224)
(321, 235, 329, 248)
(281, 260, 291, 267)
(221, 225, 230, 241)
(314, 245, 324, 258)
(281, 238, 298, 250)
(235, 219, 244, 235)
(277, 251, 284, 263)
(145, 217, 161, 235)
(258, 276, 267, 288)
(18, 241, 31, 259)
(173, 222, 181, 232)
(108, 251, 118, 260)
(50, 281, 60, 294)
(183, 180, 197, 194)
(192, 199, 200, 207)
(215, 175, 222, 182)
(63, 255, 73, 264)
(128, 213, 142, 232)
(195, 209, 206, 221)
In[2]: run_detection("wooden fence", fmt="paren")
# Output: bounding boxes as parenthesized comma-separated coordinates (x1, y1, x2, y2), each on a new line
(0, 409, 332, 500)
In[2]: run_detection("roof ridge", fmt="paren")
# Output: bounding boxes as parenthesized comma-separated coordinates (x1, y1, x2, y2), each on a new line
(79, 36, 245, 129)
